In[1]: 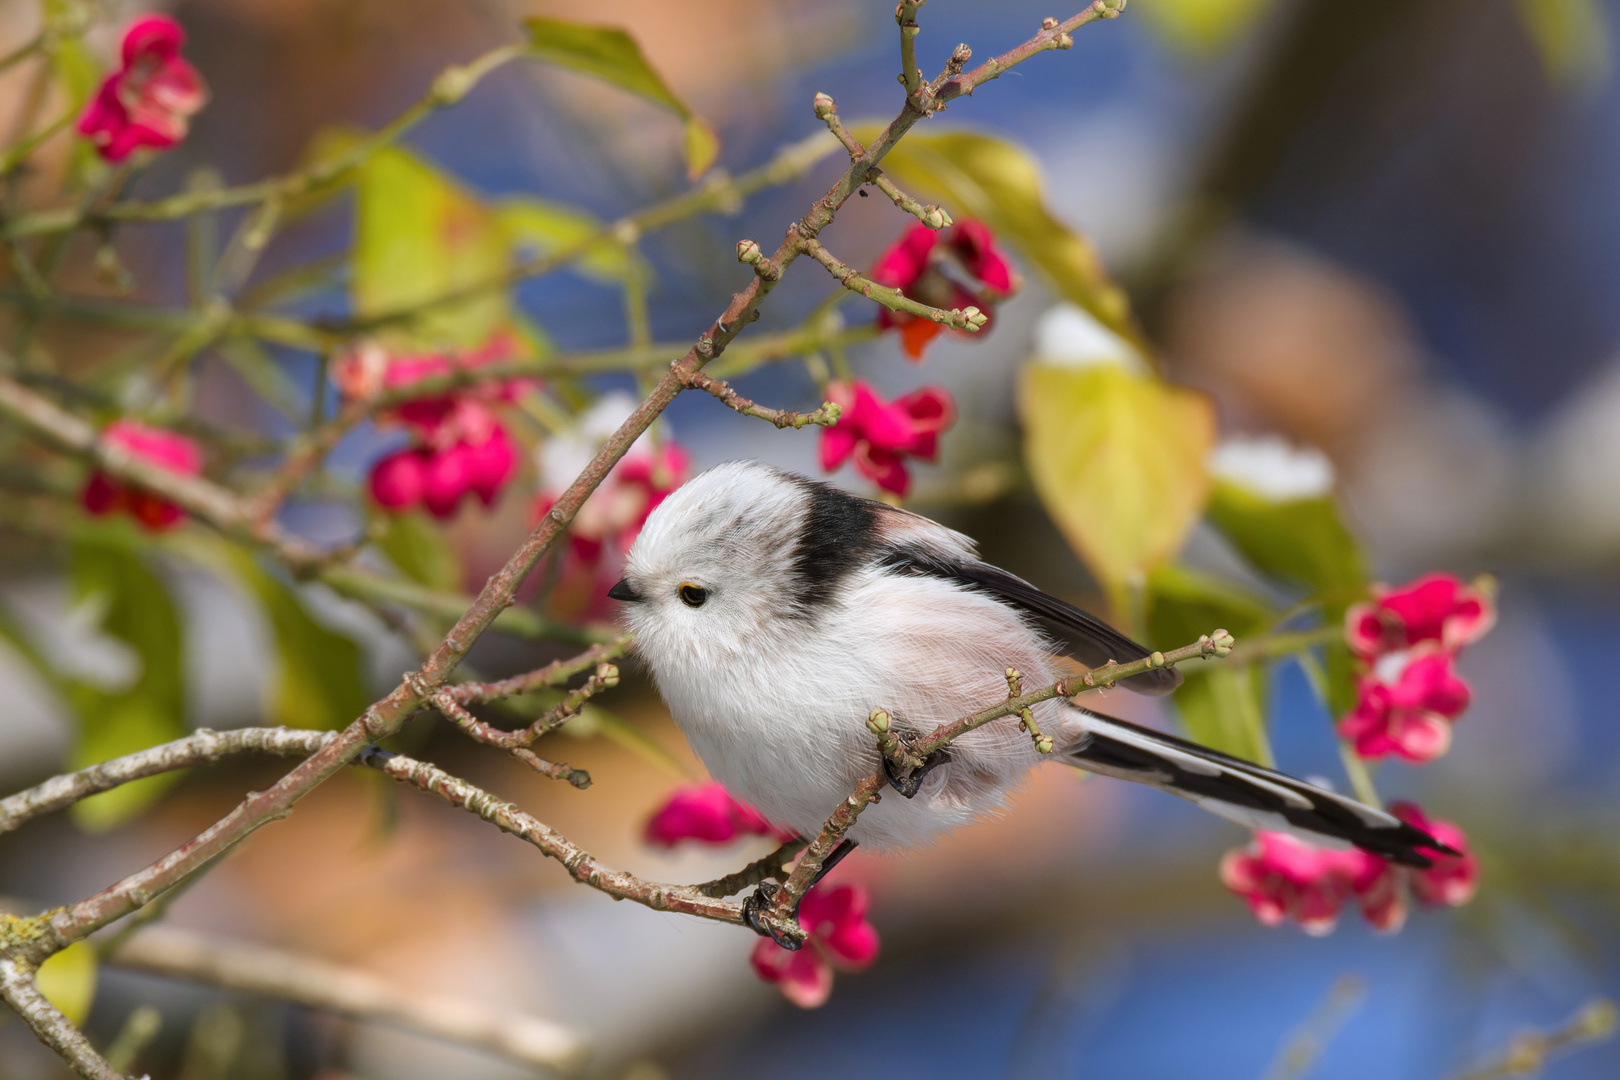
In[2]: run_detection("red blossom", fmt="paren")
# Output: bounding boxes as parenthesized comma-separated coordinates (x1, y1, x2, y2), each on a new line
(80, 419, 202, 532)
(1391, 802, 1479, 908)
(870, 220, 1017, 360)
(819, 380, 955, 497)
(643, 781, 789, 847)
(77, 16, 207, 163)
(750, 881, 880, 1008)
(1346, 573, 1496, 660)
(1219, 831, 1399, 936)
(1338, 647, 1473, 763)
(1221, 807, 1476, 935)
(346, 339, 528, 520)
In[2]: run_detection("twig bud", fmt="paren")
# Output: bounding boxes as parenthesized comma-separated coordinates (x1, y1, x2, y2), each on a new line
(1209, 629, 1236, 658)
(596, 663, 620, 688)
(1056, 32, 1074, 49)
(867, 708, 892, 735)
(1147, 651, 1165, 669)
(736, 239, 764, 266)
(959, 306, 988, 331)
(813, 92, 836, 119)
(1042, 17, 1059, 29)
(921, 204, 950, 230)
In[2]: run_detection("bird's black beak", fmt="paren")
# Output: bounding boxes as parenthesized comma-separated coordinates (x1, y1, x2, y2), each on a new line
(607, 578, 642, 603)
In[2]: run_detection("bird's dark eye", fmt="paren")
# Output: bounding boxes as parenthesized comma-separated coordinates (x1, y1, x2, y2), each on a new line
(678, 583, 708, 608)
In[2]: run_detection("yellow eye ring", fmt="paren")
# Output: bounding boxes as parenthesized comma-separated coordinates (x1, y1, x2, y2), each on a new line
(678, 582, 708, 608)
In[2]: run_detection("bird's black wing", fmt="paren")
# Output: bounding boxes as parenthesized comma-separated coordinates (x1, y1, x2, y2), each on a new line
(880, 550, 1181, 696)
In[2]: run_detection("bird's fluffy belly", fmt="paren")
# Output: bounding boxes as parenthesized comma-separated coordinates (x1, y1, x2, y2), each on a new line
(652, 575, 1081, 849)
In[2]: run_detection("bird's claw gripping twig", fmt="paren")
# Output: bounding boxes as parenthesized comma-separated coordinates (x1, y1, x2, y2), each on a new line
(882, 745, 950, 798)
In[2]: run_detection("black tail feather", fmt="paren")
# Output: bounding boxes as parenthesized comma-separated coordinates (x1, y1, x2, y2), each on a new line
(1066, 710, 1454, 868)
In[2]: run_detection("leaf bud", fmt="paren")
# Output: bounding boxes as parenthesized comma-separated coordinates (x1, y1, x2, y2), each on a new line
(736, 239, 764, 266)
(1056, 32, 1074, 49)
(959, 306, 988, 331)
(1042, 17, 1059, 29)
(813, 92, 836, 119)
(867, 708, 892, 735)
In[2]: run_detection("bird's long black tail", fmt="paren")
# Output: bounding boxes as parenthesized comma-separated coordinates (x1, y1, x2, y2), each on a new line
(1066, 710, 1452, 867)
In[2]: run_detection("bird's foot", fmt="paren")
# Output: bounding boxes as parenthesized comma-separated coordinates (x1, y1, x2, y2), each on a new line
(741, 839, 860, 949)
(883, 745, 951, 799)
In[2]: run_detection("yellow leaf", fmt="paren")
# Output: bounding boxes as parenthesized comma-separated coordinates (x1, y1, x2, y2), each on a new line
(524, 17, 720, 178)
(1019, 363, 1214, 611)
(1134, 0, 1281, 56)
(37, 942, 97, 1027)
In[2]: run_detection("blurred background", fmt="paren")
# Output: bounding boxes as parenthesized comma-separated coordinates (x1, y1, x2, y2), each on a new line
(1, 0, 1619, 1077)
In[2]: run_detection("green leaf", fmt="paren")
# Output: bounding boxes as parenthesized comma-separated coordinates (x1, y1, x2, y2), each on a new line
(1019, 364, 1215, 611)
(1134, 0, 1282, 56)
(352, 147, 511, 349)
(65, 541, 188, 830)
(1173, 665, 1271, 764)
(70, 699, 187, 831)
(210, 545, 369, 732)
(36, 942, 97, 1027)
(1206, 480, 1366, 597)
(498, 198, 642, 284)
(1515, 0, 1610, 85)
(853, 127, 1139, 347)
(373, 510, 463, 593)
(1146, 564, 1275, 763)
(1145, 563, 1273, 651)
(523, 17, 719, 178)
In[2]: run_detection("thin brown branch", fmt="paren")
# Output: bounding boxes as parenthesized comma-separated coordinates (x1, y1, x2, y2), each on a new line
(696, 839, 811, 898)
(360, 747, 744, 925)
(813, 92, 950, 229)
(898, 0, 926, 99)
(0, 727, 332, 836)
(932, 2, 1123, 105)
(796, 236, 986, 328)
(436, 662, 619, 750)
(446, 637, 629, 705)
(107, 925, 589, 1073)
(511, 749, 592, 788)
(680, 370, 842, 429)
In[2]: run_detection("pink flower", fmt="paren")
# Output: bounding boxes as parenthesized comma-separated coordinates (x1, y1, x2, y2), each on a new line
(819, 380, 955, 497)
(1391, 802, 1479, 908)
(870, 220, 1018, 360)
(750, 882, 880, 1008)
(347, 339, 528, 520)
(535, 440, 691, 572)
(1219, 831, 1398, 936)
(1338, 647, 1473, 762)
(77, 16, 207, 163)
(644, 781, 790, 847)
(81, 419, 202, 532)
(1345, 573, 1495, 660)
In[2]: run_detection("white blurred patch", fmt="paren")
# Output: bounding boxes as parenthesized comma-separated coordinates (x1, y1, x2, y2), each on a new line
(1031, 302, 1149, 374)
(1209, 434, 1335, 501)
(1529, 358, 1620, 556)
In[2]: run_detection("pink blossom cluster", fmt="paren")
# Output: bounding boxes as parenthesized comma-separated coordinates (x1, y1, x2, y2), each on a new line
(337, 339, 527, 520)
(80, 419, 202, 531)
(749, 882, 880, 1008)
(643, 781, 791, 848)
(537, 442, 691, 566)
(1221, 802, 1478, 936)
(78, 16, 207, 163)
(642, 782, 878, 1008)
(819, 380, 954, 497)
(1338, 574, 1496, 762)
(870, 220, 1017, 361)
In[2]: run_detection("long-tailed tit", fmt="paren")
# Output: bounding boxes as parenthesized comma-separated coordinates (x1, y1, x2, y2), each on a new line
(610, 461, 1446, 905)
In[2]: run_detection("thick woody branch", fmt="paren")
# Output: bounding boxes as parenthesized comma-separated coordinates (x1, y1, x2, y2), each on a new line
(0, 727, 332, 836)
(107, 925, 589, 1073)
(755, 629, 1236, 942)
(796, 236, 986, 329)
(680, 370, 841, 430)
(360, 748, 744, 925)
(0, 957, 120, 1080)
